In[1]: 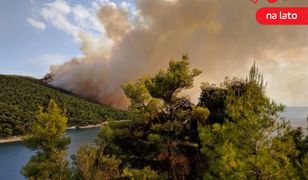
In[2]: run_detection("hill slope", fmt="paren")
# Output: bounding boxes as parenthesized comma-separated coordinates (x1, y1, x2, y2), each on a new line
(0, 75, 131, 138)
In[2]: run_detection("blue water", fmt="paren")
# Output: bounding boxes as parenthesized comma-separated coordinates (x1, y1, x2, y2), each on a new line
(0, 107, 307, 180)
(0, 128, 100, 180)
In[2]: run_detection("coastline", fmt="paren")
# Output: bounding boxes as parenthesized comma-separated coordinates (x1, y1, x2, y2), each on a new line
(0, 136, 23, 143)
(0, 120, 130, 144)
(0, 124, 103, 144)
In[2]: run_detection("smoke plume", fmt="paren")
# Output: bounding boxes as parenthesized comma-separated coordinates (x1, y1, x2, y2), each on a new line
(49, 0, 308, 108)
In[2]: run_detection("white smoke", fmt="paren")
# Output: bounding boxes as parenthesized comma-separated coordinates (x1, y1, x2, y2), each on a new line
(49, 0, 308, 108)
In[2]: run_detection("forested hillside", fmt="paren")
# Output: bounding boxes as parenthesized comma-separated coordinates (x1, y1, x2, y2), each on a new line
(0, 75, 131, 138)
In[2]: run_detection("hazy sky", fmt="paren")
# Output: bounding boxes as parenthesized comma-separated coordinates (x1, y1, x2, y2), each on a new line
(1, 0, 308, 107)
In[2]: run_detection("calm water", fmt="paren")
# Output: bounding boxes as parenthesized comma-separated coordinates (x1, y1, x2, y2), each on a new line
(0, 128, 100, 180)
(0, 107, 307, 180)
(280, 107, 308, 128)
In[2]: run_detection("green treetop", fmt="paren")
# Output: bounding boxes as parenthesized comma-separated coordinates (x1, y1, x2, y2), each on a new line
(100, 55, 209, 179)
(198, 63, 303, 179)
(22, 99, 71, 180)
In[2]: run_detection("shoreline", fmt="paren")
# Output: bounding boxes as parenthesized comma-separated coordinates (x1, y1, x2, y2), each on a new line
(0, 136, 23, 143)
(0, 120, 130, 144)
(0, 124, 103, 144)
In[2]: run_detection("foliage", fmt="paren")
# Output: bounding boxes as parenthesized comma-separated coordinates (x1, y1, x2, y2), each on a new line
(287, 127, 308, 179)
(19, 57, 308, 179)
(103, 55, 208, 179)
(144, 54, 202, 102)
(92, 57, 307, 179)
(123, 166, 161, 179)
(22, 100, 71, 180)
(72, 125, 164, 180)
(199, 63, 268, 125)
(198, 64, 305, 179)
(71, 125, 122, 180)
(0, 75, 131, 138)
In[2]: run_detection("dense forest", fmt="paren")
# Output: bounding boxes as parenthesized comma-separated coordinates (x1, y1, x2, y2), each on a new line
(0, 75, 131, 138)
(22, 55, 308, 179)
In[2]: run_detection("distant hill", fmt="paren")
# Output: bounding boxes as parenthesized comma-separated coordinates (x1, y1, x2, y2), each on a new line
(0, 75, 131, 138)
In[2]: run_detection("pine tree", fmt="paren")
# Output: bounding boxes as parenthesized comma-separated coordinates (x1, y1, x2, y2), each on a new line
(99, 55, 209, 179)
(22, 99, 71, 180)
(198, 64, 301, 179)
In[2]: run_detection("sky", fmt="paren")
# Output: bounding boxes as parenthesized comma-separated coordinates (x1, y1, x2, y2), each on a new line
(1, 0, 308, 107)
(0, 0, 133, 77)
